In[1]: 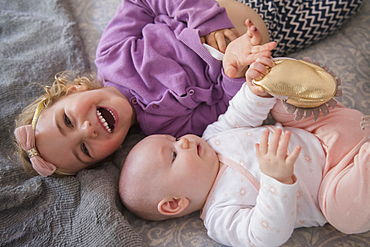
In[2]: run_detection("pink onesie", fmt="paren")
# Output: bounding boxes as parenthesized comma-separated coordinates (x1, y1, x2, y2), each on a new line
(271, 100, 370, 234)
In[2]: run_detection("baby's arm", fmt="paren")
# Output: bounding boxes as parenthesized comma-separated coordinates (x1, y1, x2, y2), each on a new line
(206, 183, 298, 246)
(203, 82, 276, 140)
(205, 149, 299, 246)
(256, 129, 301, 184)
(223, 19, 277, 78)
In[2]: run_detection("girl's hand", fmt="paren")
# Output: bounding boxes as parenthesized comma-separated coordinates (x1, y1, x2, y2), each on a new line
(255, 129, 301, 184)
(223, 19, 276, 79)
(200, 28, 239, 53)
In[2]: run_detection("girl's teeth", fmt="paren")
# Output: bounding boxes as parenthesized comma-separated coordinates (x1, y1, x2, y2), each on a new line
(97, 110, 112, 133)
(108, 109, 116, 121)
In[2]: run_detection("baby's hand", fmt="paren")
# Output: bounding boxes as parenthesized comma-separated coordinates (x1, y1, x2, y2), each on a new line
(246, 59, 275, 97)
(255, 129, 301, 184)
(223, 19, 276, 79)
(200, 28, 239, 53)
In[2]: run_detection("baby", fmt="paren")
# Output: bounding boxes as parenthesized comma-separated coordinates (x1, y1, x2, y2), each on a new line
(119, 60, 370, 246)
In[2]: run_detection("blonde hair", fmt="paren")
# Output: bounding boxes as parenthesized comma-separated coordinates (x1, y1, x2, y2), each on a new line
(14, 71, 102, 176)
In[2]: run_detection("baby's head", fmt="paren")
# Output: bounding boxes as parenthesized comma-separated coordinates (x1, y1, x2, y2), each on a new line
(14, 71, 135, 177)
(119, 134, 219, 221)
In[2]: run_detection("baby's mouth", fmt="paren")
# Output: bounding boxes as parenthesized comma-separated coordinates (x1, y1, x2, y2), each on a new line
(197, 143, 202, 156)
(97, 107, 116, 133)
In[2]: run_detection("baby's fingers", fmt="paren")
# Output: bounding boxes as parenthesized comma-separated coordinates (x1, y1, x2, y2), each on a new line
(286, 145, 301, 165)
(247, 61, 270, 79)
(246, 74, 270, 97)
(255, 143, 261, 158)
(255, 56, 275, 69)
(246, 68, 263, 84)
(268, 128, 282, 155)
(258, 129, 270, 155)
(277, 131, 291, 159)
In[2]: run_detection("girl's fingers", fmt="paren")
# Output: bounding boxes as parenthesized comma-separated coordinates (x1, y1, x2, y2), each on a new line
(215, 32, 227, 53)
(245, 19, 253, 37)
(246, 24, 256, 39)
(224, 28, 239, 41)
(206, 33, 217, 50)
(243, 50, 271, 66)
(250, 41, 277, 54)
(224, 59, 238, 78)
(200, 36, 206, 44)
(245, 19, 263, 46)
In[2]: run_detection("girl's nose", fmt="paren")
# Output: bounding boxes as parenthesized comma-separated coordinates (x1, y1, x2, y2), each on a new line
(82, 121, 97, 138)
(179, 138, 189, 149)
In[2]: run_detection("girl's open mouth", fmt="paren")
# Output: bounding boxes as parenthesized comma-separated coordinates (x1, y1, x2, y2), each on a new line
(97, 107, 116, 133)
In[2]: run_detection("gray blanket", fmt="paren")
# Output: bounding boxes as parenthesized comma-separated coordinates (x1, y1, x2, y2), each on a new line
(0, 0, 145, 246)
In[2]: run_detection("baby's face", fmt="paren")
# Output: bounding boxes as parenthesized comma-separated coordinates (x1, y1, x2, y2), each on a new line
(34, 86, 134, 174)
(133, 134, 220, 203)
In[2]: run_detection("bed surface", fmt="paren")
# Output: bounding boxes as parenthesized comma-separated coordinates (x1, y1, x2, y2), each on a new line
(1, 0, 369, 246)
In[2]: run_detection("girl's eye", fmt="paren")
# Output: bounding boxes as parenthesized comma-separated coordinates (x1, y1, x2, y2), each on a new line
(172, 151, 177, 161)
(64, 113, 73, 128)
(82, 143, 91, 157)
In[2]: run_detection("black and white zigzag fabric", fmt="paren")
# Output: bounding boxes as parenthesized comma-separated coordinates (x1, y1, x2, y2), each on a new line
(236, 0, 363, 56)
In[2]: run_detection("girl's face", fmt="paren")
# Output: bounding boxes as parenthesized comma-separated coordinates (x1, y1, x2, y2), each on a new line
(34, 86, 134, 174)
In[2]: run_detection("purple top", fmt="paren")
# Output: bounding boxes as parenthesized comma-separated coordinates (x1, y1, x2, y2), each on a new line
(95, 0, 245, 137)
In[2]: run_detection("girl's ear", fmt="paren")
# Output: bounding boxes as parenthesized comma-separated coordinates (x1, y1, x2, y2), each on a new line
(157, 197, 189, 216)
(66, 85, 88, 94)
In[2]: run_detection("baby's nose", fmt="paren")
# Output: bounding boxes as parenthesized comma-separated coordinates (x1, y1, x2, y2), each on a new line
(179, 138, 190, 149)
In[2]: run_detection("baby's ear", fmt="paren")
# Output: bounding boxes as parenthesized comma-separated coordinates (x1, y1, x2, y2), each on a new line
(66, 85, 88, 94)
(157, 197, 189, 216)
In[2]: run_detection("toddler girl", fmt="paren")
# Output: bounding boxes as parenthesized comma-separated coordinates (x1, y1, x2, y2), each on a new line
(14, 13, 275, 176)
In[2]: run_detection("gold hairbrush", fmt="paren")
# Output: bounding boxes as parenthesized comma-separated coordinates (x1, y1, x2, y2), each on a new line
(252, 57, 342, 121)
